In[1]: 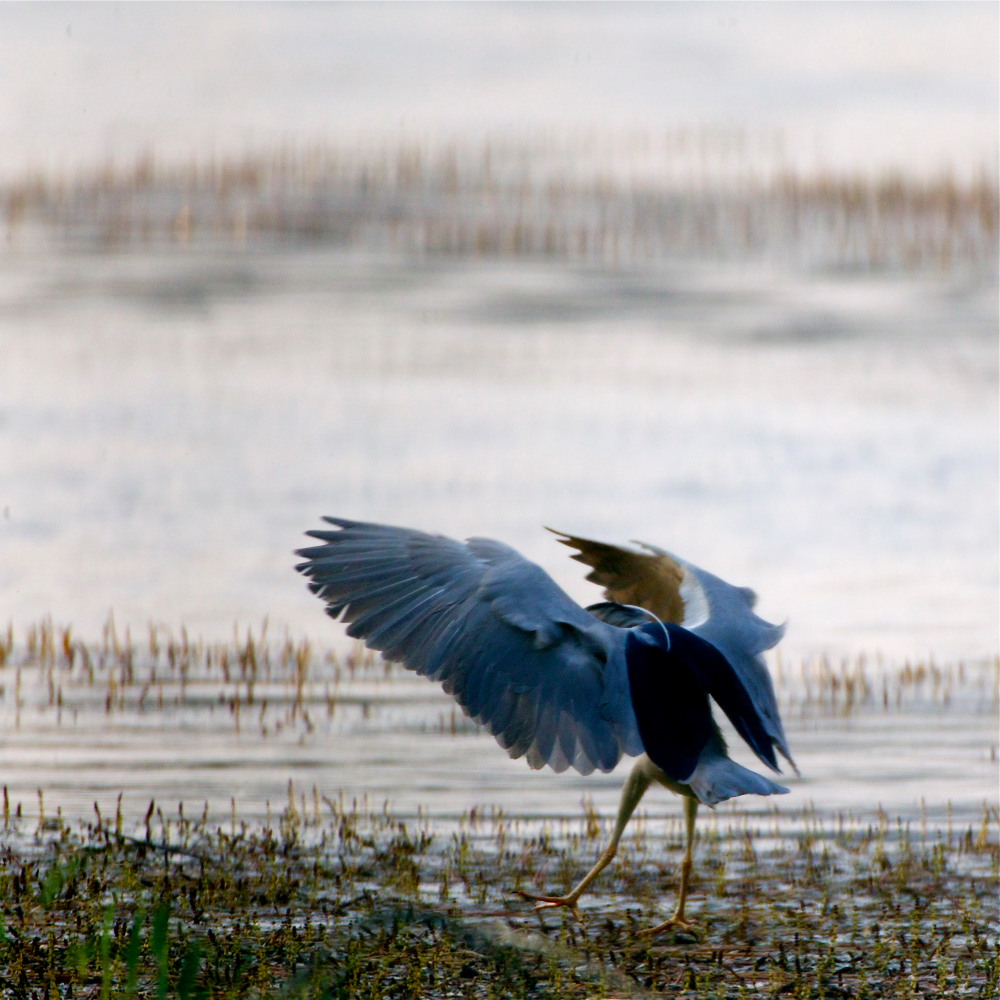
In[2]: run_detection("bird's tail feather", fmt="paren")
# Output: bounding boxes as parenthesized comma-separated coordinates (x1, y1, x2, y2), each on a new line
(688, 754, 789, 807)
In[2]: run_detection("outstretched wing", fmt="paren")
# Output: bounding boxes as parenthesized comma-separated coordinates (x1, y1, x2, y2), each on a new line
(552, 529, 795, 771)
(551, 530, 688, 623)
(296, 518, 642, 775)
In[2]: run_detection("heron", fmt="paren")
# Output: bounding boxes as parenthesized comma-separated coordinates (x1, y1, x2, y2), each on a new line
(295, 517, 795, 935)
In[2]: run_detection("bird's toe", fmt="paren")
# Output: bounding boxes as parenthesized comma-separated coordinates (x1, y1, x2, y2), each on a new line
(638, 915, 700, 939)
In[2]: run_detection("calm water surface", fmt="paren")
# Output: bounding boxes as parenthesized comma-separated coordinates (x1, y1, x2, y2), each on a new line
(1, 242, 996, 658)
(0, 643, 995, 835)
(0, 236, 996, 832)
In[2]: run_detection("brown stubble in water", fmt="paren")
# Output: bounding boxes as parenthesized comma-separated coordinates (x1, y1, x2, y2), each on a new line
(0, 779, 996, 998)
(0, 619, 996, 997)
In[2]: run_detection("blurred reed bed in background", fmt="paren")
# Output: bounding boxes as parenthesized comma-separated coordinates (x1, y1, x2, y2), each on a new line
(4, 131, 997, 275)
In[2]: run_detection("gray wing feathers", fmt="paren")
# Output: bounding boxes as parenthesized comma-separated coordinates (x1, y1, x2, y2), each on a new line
(296, 518, 640, 775)
(687, 745, 790, 806)
(651, 548, 794, 769)
(555, 530, 795, 771)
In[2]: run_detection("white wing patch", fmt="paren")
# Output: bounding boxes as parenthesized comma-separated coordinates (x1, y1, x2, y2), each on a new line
(678, 565, 710, 630)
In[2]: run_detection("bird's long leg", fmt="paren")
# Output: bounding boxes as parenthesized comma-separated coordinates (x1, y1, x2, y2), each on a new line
(640, 794, 699, 936)
(517, 759, 652, 916)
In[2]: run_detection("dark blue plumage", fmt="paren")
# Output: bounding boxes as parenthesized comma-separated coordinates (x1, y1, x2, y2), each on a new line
(624, 624, 715, 782)
(624, 620, 780, 784)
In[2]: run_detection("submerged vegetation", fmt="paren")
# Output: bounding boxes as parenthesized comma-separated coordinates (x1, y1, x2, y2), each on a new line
(2, 617, 994, 736)
(0, 620, 997, 997)
(4, 132, 997, 276)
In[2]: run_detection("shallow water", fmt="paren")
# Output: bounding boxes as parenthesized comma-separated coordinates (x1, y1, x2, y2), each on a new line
(0, 631, 995, 835)
(1, 240, 996, 662)
(1, 202, 997, 841)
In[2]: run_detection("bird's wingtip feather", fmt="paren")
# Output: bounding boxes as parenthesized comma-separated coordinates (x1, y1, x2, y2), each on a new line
(320, 515, 353, 527)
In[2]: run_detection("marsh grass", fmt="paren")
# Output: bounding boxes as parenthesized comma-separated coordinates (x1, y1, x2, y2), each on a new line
(0, 786, 996, 999)
(2, 618, 994, 742)
(4, 134, 996, 276)
(0, 620, 997, 997)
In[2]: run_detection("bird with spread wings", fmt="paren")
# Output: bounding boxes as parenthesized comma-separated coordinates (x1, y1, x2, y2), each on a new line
(296, 517, 795, 935)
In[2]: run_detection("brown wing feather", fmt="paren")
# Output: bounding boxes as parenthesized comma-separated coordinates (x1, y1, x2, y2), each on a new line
(548, 529, 687, 624)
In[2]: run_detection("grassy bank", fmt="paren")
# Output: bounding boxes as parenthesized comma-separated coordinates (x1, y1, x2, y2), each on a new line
(0, 789, 996, 999)
(0, 622, 996, 997)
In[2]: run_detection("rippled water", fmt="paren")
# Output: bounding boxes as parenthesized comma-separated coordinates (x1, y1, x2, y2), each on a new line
(0, 4, 996, 891)
(1, 240, 996, 661)
(1, 638, 995, 835)
(1, 209, 997, 838)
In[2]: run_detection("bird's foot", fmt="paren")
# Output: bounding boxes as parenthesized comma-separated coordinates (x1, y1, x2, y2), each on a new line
(515, 890, 583, 919)
(637, 913, 699, 938)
